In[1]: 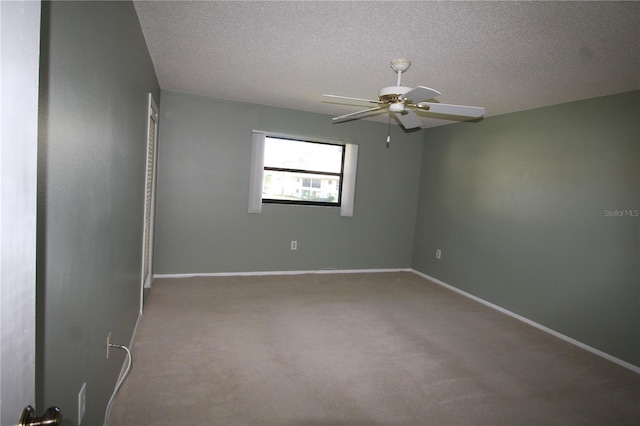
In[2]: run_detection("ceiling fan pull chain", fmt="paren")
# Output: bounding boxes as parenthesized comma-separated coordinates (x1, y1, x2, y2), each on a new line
(386, 115, 392, 148)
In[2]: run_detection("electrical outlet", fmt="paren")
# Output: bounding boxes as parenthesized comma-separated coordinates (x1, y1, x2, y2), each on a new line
(106, 332, 111, 359)
(291, 240, 297, 250)
(436, 249, 442, 259)
(78, 382, 87, 424)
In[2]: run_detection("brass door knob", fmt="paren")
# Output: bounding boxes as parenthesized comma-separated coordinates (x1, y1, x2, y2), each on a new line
(18, 405, 62, 426)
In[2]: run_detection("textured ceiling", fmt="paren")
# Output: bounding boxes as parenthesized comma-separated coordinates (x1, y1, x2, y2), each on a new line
(133, 1, 640, 128)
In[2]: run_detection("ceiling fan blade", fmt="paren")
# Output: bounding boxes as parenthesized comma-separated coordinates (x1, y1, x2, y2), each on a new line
(417, 102, 485, 118)
(393, 109, 422, 129)
(323, 94, 384, 105)
(332, 106, 386, 122)
(401, 86, 441, 103)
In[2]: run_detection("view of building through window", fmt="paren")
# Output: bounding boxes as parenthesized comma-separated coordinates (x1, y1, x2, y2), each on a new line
(262, 137, 344, 206)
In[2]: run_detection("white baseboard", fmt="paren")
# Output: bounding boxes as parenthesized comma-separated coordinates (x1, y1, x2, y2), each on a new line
(410, 269, 640, 375)
(129, 313, 143, 346)
(154, 267, 412, 279)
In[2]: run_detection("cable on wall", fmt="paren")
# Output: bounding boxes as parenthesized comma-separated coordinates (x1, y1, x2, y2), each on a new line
(103, 344, 132, 426)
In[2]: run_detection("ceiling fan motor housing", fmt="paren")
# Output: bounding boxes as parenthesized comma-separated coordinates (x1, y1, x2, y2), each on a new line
(379, 86, 411, 103)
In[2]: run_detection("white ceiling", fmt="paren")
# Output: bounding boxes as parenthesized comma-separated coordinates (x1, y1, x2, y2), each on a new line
(133, 1, 639, 128)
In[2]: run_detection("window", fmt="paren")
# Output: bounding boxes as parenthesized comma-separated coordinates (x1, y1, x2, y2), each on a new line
(249, 131, 359, 216)
(262, 136, 345, 206)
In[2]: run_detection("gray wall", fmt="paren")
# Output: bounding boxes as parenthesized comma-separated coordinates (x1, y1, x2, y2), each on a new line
(412, 91, 640, 367)
(37, 1, 159, 424)
(153, 91, 423, 274)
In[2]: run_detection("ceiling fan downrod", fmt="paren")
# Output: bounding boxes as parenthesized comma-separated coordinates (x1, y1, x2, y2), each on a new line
(390, 58, 411, 86)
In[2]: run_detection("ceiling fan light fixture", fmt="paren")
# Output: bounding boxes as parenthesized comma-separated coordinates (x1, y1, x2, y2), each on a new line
(389, 102, 405, 113)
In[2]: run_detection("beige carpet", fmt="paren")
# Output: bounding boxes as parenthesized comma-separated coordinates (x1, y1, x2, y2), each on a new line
(109, 272, 640, 425)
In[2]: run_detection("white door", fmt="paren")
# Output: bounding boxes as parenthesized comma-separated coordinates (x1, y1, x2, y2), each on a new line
(140, 94, 158, 314)
(0, 0, 41, 424)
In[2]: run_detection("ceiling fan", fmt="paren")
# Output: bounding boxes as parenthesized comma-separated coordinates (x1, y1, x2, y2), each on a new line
(323, 59, 485, 130)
